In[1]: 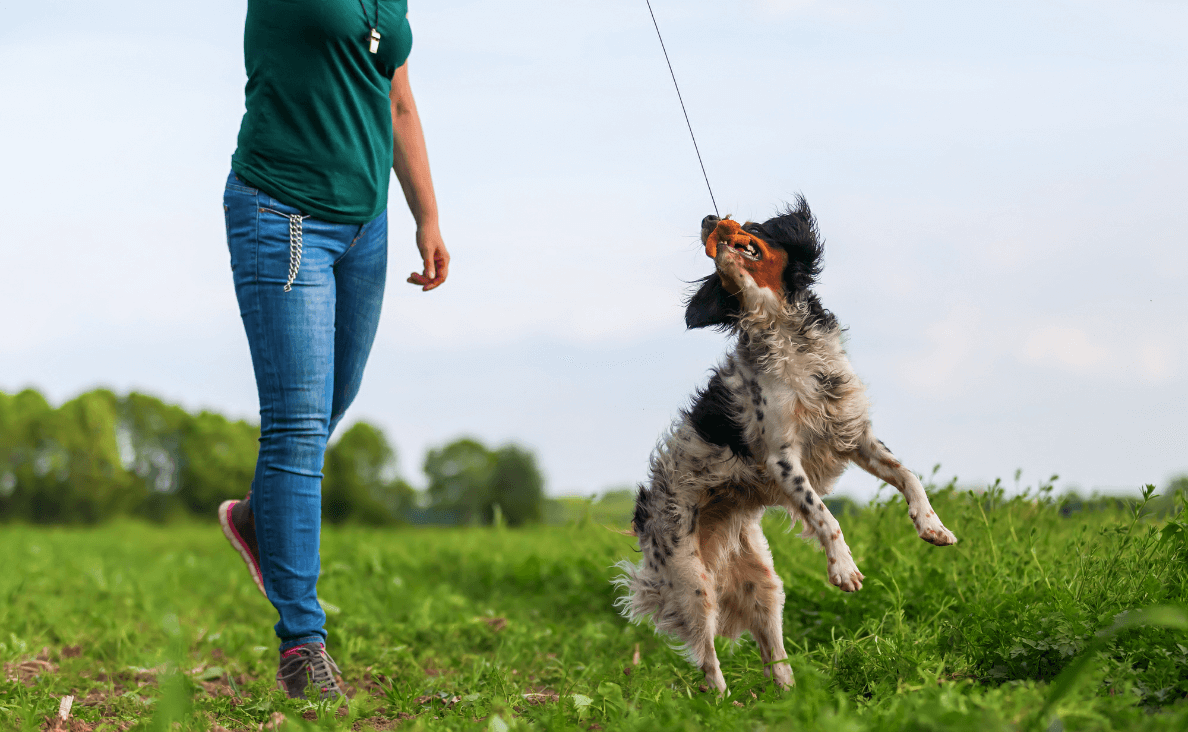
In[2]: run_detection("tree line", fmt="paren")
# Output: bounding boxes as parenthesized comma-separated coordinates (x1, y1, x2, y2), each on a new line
(0, 388, 544, 526)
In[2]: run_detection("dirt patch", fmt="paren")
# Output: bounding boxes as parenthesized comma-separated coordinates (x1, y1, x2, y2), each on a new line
(41, 717, 95, 732)
(298, 708, 349, 722)
(200, 679, 238, 698)
(256, 712, 287, 730)
(522, 687, 559, 705)
(351, 714, 414, 731)
(4, 658, 58, 685)
(5, 648, 59, 685)
(480, 617, 508, 632)
(353, 666, 389, 699)
(413, 692, 460, 708)
(206, 714, 255, 732)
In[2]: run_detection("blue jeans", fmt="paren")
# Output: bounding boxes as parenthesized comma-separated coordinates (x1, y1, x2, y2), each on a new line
(223, 170, 387, 651)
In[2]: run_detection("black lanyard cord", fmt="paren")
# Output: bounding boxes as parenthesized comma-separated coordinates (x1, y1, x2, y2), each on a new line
(357, 0, 379, 31)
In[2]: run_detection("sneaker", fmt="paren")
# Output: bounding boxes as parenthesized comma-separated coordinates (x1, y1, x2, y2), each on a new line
(218, 494, 267, 599)
(276, 642, 346, 700)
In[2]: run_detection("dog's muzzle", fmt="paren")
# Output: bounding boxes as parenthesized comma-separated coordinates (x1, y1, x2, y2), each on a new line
(701, 215, 721, 257)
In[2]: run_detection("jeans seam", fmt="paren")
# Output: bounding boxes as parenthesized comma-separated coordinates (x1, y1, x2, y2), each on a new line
(333, 220, 373, 266)
(249, 197, 281, 607)
(332, 237, 359, 266)
(253, 200, 262, 285)
(251, 284, 285, 611)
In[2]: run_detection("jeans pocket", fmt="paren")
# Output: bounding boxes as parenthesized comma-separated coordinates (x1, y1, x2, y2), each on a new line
(257, 207, 311, 292)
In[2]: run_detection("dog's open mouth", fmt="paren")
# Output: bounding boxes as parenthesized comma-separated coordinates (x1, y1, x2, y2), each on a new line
(728, 237, 761, 261)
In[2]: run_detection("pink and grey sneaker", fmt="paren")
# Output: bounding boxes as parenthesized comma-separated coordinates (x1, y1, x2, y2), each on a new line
(277, 643, 346, 700)
(218, 494, 267, 599)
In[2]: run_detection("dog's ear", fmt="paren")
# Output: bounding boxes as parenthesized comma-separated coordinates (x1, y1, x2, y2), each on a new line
(685, 273, 740, 330)
(762, 195, 824, 297)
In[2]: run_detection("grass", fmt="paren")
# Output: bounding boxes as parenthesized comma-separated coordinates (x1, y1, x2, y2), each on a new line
(1, 480, 1186, 731)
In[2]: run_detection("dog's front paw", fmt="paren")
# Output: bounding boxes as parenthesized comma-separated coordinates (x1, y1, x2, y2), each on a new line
(828, 554, 864, 592)
(915, 510, 957, 546)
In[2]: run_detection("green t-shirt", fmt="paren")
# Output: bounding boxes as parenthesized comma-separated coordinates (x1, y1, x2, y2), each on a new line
(232, 0, 413, 224)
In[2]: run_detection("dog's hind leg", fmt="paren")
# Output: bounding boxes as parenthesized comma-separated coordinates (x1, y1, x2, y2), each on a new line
(635, 513, 726, 691)
(852, 430, 957, 546)
(650, 540, 727, 693)
(681, 561, 728, 693)
(737, 520, 792, 687)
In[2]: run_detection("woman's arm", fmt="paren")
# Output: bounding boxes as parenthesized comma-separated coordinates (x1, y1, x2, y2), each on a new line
(390, 62, 449, 291)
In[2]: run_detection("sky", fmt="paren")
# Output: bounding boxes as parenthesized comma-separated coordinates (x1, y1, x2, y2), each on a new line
(1, 0, 1185, 500)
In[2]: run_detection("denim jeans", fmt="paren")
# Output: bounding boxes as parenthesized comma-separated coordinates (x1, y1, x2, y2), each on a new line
(223, 170, 387, 651)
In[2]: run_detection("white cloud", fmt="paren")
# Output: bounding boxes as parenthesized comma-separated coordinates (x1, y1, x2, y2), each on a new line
(895, 303, 984, 396)
(1136, 343, 1175, 381)
(1020, 323, 1178, 383)
(1022, 325, 1111, 374)
(753, 0, 872, 21)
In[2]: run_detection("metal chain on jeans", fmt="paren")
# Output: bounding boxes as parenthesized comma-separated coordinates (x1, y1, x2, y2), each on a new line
(283, 213, 310, 293)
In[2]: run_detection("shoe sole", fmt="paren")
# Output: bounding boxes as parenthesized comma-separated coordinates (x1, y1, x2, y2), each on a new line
(218, 500, 268, 600)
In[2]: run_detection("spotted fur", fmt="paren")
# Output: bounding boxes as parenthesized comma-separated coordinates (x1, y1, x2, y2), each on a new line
(614, 198, 957, 694)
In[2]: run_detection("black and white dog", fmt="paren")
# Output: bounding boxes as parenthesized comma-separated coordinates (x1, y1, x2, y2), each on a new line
(615, 199, 956, 693)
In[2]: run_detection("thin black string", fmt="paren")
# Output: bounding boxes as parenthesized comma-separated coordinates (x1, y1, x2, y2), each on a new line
(644, 0, 719, 218)
(357, 0, 378, 30)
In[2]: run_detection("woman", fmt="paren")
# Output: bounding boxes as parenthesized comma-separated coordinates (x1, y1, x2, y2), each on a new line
(217, 0, 448, 700)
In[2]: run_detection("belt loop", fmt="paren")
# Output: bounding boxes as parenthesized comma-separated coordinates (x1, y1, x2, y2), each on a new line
(284, 214, 310, 293)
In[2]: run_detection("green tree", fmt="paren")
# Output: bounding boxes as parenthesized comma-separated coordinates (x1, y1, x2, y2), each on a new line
(178, 410, 259, 517)
(423, 438, 545, 526)
(56, 389, 143, 521)
(424, 438, 494, 525)
(0, 389, 56, 521)
(118, 391, 189, 519)
(489, 445, 544, 526)
(1, 389, 143, 523)
(322, 422, 414, 525)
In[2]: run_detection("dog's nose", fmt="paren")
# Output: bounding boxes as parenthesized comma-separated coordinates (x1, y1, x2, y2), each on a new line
(701, 215, 720, 230)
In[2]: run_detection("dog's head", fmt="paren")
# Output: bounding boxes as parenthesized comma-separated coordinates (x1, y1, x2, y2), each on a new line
(685, 196, 826, 330)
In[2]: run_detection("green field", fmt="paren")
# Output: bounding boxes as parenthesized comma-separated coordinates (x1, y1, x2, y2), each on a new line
(2, 483, 1187, 731)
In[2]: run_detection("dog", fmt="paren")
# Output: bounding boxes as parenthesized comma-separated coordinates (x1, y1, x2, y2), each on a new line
(614, 198, 957, 693)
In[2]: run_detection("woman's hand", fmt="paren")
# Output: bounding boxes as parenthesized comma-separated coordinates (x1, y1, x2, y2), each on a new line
(408, 223, 449, 290)
(390, 62, 448, 291)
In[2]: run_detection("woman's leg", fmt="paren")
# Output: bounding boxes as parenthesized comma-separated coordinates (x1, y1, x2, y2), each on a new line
(328, 209, 388, 437)
(223, 171, 362, 651)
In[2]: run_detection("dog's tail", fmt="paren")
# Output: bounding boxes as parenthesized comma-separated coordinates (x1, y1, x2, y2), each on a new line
(611, 484, 662, 619)
(604, 523, 637, 537)
(611, 558, 661, 624)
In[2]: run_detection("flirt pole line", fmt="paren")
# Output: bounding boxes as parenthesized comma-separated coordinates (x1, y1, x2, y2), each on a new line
(644, 0, 719, 219)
